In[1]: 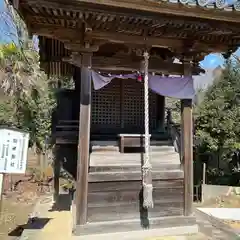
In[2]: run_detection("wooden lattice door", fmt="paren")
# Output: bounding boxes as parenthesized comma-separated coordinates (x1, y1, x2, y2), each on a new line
(122, 80, 158, 133)
(91, 79, 121, 133)
(91, 78, 158, 134)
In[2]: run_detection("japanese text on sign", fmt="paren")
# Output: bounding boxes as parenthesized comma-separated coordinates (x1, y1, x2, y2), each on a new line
(0, 128, 29, 174)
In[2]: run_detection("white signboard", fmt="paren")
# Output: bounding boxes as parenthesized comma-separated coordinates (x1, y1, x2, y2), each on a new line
(0, 127, 29, 174)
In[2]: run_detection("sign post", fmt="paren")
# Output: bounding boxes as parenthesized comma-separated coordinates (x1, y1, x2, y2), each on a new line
(0, 127, 29, 214)
(0, 173, 4, 214)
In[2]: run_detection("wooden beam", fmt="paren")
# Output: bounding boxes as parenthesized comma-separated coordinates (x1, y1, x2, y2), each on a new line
(64, 43, 99, 52)
(182, 60, 193, 217)
(27, 15, 154, 35)
(75, 52, 92, 226)
(30, 23, 230, 53)
(30, 24, 184, 49)
(23, 1, 240, 50)
(85, 31, 184, 49)
(62, 55, 204, 75)
(70, 0, 240, 23)
(24, 0, 240, 24)
(30, 24, 84, 41)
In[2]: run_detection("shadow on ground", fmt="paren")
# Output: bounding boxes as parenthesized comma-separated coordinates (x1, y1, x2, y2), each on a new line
(8, 218, 51, 237)
(49, 193, 71, 212)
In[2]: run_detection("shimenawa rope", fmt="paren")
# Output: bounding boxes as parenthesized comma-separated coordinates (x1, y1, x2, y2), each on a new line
(142, 51, 153, 209)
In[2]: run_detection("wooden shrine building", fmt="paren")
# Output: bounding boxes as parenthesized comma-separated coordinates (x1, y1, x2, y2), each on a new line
(10, 0, 240, 238)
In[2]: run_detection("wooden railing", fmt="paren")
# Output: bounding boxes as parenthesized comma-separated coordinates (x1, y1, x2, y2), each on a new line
(168, 122, 182, 164)
(169, 123, 181, 152)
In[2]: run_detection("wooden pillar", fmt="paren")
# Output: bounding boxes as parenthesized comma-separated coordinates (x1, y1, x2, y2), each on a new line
(75, 52, 92, 226)
(73, 67, 81, 122)
(73, 67, 81, 92)
(53, 145, 60, 202)
(180, 101, 184, 164)
(156, 95, 165, 132)
(182, 99, 193, 216)
(182, 59, 193, 216)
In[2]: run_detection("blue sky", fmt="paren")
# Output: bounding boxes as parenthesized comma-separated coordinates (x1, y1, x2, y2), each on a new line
(0, 0, 12, 43)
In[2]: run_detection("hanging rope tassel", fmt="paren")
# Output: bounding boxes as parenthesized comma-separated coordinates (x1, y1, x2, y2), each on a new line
(142, 51, 153, 209)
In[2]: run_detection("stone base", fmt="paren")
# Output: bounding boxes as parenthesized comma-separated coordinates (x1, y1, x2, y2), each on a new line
(72, 216, 198, 240)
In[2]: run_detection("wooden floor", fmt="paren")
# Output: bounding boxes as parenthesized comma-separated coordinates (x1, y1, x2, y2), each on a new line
(74, 139, 197, 236)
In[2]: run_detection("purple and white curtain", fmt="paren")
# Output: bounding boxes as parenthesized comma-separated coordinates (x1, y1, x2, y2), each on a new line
(91, 70, 195, 99)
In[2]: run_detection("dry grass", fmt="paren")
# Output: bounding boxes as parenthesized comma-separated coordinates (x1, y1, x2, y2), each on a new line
(0, 177, 46, 240)
(186, 233, 211, 240)
(223, 220, 240, 230)
(196, 194, 240, 208)
(0, 148, 55, 239)
(0, 195, 34, 240)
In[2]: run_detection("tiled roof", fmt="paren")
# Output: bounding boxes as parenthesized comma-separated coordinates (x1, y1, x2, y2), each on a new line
(168, 0, 240, 11)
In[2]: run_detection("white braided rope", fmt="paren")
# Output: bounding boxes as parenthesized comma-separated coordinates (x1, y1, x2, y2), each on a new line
(142, 51, 153, 209)
(143, 51, 150, 168)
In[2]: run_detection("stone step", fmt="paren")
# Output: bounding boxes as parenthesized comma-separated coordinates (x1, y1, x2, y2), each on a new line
(74, 216, 197, 237)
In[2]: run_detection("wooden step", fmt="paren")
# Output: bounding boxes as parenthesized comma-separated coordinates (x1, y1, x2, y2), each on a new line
(90, 153, 181, 171)
(90, 163, 180, 172)
(87, 201, 183, 222)
(74, 215, 197, 236)
(89, 179, 183, 192)
(90, 151, 177, 157)
(150, 145, 176, 152)
(56, 125, 78, 130)
(91, 140, 173, 147)
(88, 187, 183, 205)
(90, 152, 181, 167)
(91, 141, 118, 147)
(90, 152, 180, 166)
(88, 170, 184, 182)
(85, 178, 185, 230)
(90, 154, 180, 163)
(55, 133, 172, 145)
(55, 131, 78, 137)
(150, 140, 173, 146)
(91, 145, 119, 152)
(90, 160, 180, 166)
